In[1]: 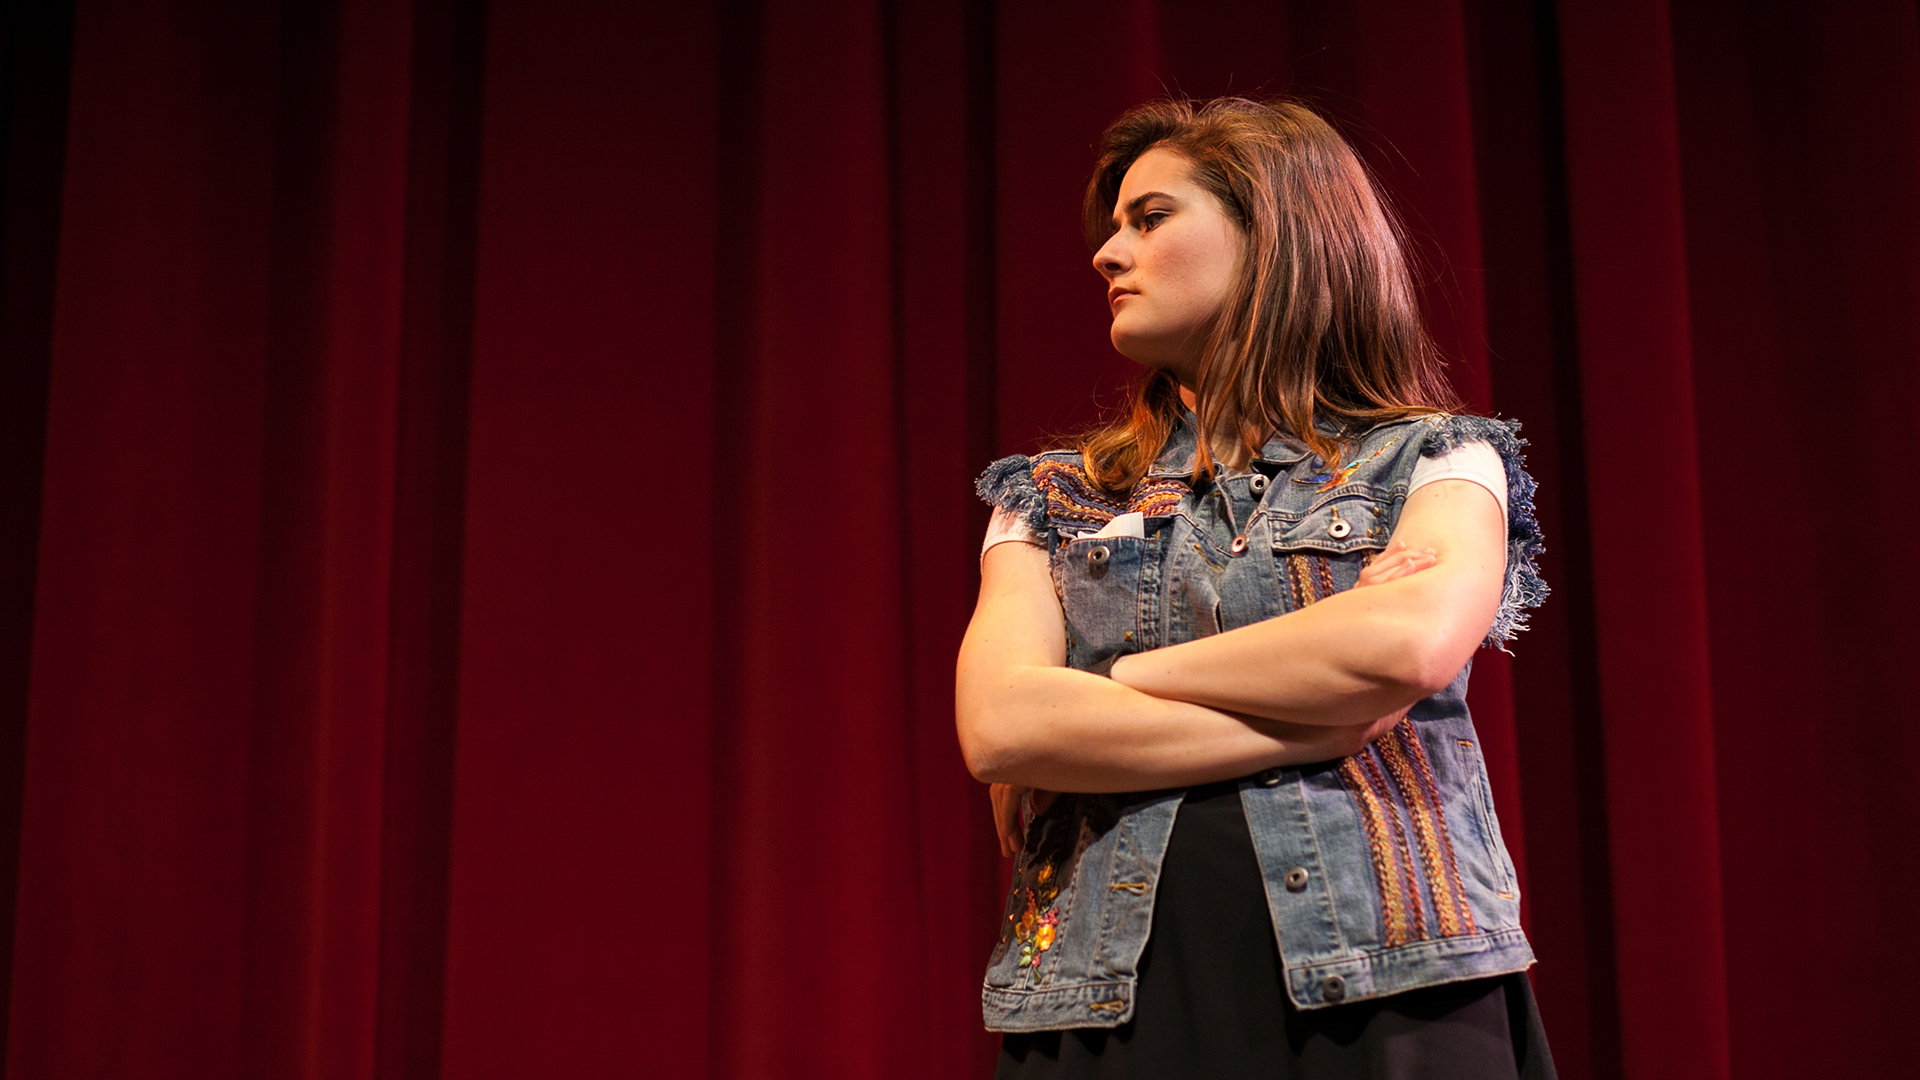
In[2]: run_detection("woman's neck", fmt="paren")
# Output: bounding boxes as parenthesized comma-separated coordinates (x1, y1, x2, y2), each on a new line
(1178, 383, 1262, 470)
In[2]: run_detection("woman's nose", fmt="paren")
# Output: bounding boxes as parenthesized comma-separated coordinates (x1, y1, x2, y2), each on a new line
(1093, 235, 1129, 279)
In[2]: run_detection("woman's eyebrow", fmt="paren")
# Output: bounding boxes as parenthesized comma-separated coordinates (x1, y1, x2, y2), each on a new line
(1114, 190, 1177, 227)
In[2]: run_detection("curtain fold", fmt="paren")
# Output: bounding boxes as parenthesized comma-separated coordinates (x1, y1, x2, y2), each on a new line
(1554, 1, 1730, 1077)
(3, 1, 1916, 1078)
(1668, 3, 1920, 1077)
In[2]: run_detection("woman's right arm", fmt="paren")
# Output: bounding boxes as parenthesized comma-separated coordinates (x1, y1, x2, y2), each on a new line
(956, 540, 1393, 794)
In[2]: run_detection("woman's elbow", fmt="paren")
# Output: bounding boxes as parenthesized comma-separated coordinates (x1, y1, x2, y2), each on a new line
(956, 724, 1003, 782)
(959, 731, 1027, 785)
(1366, 619, 1472, 700)
(954, 693, 1020, 783)
(1404, 650, 1463, 698)
(1392, 627, 1478, 699)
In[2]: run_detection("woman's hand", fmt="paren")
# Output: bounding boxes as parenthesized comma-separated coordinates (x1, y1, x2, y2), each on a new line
(1356, 539, 1436, 588)
(989, 783, 1058, 857)
(1345, 704, 1412, 752)
(1247, 704, 1412, 764)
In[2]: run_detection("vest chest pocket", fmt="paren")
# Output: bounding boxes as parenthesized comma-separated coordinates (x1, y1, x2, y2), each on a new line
(1267, 492, 1393, 610)
(1053, 534, 1152, 674)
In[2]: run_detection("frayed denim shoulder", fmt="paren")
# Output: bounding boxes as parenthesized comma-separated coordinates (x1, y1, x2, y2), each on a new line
(976, 454, 1050, 535)
(1419, 415, 1549, 651)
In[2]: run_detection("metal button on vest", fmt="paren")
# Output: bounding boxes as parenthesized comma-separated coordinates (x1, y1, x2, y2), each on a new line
(1087, 545, 1110, 568)
(1257, 768, 1283, 787)
(1230, 535, 1249, 554)
(1323, 974, 1347, 1002)
(1327, 519, 1351, 539)
(1248, 474, 1269, 495)
(1284, 867, 1310, 891)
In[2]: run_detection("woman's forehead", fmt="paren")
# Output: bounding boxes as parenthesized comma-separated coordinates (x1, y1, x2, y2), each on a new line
(1118, 148, 1194, 200)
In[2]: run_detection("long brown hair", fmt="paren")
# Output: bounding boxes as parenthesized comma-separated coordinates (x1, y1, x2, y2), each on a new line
(1077, 97, 1461, 489)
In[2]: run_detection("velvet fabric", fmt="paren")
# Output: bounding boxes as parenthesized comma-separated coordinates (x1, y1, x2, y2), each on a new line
(1, 1, 1914, 1078)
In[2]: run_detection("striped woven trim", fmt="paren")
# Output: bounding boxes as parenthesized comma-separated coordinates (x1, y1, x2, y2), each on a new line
(1284, 554, 1336, 610)
(1032, 458, 1190, 529)
(1339, 755, 1424, 946)
(1127, 475, 1188, 517)
(1336, 728, 1480, 946)
(1376, 726, 1478, 937)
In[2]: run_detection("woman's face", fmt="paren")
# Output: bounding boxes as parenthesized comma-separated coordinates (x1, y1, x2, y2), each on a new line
(1093, 148, 1245, 383)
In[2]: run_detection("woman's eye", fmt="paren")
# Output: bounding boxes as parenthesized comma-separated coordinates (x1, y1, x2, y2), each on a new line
(1141, 211, 1168, 231)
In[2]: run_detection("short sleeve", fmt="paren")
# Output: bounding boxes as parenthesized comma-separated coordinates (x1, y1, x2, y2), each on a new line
(981, 504, 1045, 558)
(1408, 441, 1507, 522)
(975, 454, 1048, 534)
(1415, 415, 1549, 650)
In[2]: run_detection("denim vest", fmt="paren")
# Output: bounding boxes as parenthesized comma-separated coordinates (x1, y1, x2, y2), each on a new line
(973, 413, 1548, 1032)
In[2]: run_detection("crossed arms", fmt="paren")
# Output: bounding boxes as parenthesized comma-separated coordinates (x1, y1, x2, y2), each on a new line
(955, 477, 1505, 802)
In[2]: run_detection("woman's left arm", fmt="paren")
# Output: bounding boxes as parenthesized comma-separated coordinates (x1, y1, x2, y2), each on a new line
(1109, 477, 1504, 725)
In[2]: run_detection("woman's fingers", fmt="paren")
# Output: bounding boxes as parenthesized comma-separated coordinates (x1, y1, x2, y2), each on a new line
(990, 783, 1025, 857)
(1357, 540, 1436, 588)
(1357, 542, 1408, 586)
(1362, 705, 1413, 744)
(989, 784, 1061, 858)
(1393, 552, 1435, 578)
(1301, 706, 1414, 759)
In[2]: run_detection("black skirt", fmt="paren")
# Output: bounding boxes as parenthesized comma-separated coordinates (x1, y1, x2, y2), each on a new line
(997, 780, 1557, 1080)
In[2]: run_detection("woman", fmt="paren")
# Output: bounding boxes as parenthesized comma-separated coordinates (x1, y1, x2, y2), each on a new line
(956, 98, 1554, 1078)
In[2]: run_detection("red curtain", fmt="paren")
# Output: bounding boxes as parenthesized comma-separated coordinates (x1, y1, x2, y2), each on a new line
(2, 1, 1915, 1078)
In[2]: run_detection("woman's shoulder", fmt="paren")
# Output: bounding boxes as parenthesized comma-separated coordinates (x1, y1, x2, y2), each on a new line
(1333, 414, 1532, 494)
(977, 448, 1174, 538)
(976, 454, 1045, 534)
(1387, 413, 1547, 650)
(975, 450, 1089, 535)
(1406, 412, 1527, 460)
(1344, 412, 1524, 455)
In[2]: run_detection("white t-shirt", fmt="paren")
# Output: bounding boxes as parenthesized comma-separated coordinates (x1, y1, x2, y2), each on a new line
(981, 441, 1507, 557)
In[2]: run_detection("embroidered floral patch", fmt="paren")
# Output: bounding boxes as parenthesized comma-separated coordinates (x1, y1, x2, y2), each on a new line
(992, 794, 1124, 983)
(1012, 861, 1063, 971)
(1016, 905, 1060, 969)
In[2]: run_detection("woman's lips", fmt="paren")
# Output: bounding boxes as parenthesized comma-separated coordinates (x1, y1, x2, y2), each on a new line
(1107, 288, 1136, 311)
